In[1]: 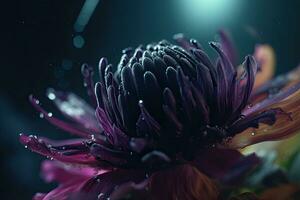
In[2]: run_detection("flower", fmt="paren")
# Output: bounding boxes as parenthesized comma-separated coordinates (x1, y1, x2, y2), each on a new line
(20, 32, 300, 200)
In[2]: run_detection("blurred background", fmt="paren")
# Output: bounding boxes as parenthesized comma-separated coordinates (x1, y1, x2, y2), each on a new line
(1, 0, 300, 199)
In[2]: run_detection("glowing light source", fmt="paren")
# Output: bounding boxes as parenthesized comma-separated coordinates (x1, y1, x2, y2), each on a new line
(176, 0, 241, 28)
(74, 0, 100, 32)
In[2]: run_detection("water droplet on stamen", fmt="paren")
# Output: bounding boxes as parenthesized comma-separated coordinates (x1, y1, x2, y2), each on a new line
(24, 145, 28, 149)
(48, 112, 53, 117)
(39, 113, 44, 118)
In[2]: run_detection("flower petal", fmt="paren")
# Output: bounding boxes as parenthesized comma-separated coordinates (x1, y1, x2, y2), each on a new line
(194, 148, 260, 184)
(29, 95, 92, 137)
(243, 81, 300, 116)
(149, 164, 218, 200)
(41, 160, 98, 184)
(219, 29, 237, 65)
(19, 134, 101, 166)
(253, 45, 276, 89)
(260, 184, 300, 200)
(38, 179, 87, 200)
(47, 89, 101, 133)
(69, 169, 146, 200)
(230, 88, 300, 148)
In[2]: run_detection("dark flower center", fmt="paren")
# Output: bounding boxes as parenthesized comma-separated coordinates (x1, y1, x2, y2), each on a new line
(94, 36, 257, 168)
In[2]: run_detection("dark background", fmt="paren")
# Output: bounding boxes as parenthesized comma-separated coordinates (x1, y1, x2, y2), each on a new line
(1, 0, 300, 199)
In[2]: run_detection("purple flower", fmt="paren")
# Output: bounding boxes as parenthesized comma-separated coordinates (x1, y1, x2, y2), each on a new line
(20, 32, 300, 200)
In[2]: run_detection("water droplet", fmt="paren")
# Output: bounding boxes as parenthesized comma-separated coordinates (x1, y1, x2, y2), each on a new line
(39, 113, 44, 118)
(47, 92, 56, 100)
(48, 112, 53, 117)
(130, 152, 133, 155)
(139, 100, 143, 104)
(35, 99, 40, 104)
(24, 145, 28, 149)
(91, 134, 96, 141)
(251, 132, 255, 136)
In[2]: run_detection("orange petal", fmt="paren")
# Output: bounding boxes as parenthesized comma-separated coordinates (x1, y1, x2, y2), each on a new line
(253, 45, 276, 89)
(228, 89, 300, 149)
(260, 184, 300, 200)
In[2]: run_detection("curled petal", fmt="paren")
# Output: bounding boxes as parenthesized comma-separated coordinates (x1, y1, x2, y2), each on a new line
(230, 89, 300, 148)
(19, 134, 100, 166)
(228, 108, 291, 135)
(251, 65, 300, 101)
(95, 107, 129, 149)
(243, 82, 300, 116)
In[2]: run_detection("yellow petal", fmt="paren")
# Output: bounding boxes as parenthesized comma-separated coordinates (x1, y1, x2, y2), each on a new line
(253, 45, 276, 89)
